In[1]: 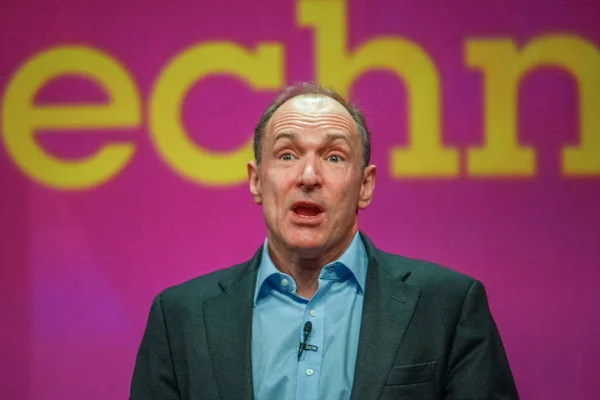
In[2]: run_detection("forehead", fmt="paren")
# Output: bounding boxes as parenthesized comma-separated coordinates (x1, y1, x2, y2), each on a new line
(266, 94, 358, 138)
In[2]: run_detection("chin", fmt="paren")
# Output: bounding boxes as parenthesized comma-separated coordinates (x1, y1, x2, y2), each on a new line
(285, 229, 327, 250)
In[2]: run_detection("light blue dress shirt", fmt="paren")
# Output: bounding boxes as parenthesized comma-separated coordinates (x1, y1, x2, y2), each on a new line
(252, 232, 368, 400)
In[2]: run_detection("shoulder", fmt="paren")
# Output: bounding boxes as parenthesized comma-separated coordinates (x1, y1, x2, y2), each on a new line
(156, 259, 255, 308)
(361, 232, 478, 296)
(373, 248, 491, 322)
(375, 247, 479, 299)
(361, 230, 472, 282)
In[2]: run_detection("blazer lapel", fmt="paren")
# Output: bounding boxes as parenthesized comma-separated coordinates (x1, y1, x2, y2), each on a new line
(350, 235, 421, 400)
(203, 248, 262, 400)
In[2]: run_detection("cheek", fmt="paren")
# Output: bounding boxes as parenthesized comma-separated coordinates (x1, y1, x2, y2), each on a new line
(262, 175, 291, 209)
(330, 183, 360, 210)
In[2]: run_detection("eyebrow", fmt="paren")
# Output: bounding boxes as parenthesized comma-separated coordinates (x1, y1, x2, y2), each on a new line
(273, 131, 352, 146)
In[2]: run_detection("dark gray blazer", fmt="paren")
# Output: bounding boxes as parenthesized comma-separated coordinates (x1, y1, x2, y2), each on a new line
(130, 233, 519, 399)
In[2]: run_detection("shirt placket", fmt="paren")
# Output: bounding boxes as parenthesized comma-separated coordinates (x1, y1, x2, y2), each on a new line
(294, 279, 334, 400)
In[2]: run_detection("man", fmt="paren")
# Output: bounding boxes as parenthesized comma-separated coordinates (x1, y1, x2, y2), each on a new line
(130, 83, 519, 399)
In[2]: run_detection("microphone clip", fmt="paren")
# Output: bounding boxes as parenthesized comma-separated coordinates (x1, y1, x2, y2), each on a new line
(298, 321, 318, 360)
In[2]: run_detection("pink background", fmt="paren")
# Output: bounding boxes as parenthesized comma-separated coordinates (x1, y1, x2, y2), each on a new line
(1, 0, 599, 399)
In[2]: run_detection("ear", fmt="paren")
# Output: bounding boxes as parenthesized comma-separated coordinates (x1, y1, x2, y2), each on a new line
(358, 164, 376, 210)
(247, 160, 263, 205)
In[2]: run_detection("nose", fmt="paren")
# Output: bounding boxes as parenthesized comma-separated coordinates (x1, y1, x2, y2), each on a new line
(298, 155, 322, 190)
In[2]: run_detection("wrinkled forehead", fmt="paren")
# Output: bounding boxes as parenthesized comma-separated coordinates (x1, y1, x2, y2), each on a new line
(265, 94, 359, 139)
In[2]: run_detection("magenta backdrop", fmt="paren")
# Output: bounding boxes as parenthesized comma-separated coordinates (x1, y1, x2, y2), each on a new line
(1, 0, 599, 399)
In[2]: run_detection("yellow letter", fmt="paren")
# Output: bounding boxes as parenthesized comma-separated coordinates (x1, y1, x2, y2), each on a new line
(299, 0, 458, 177)
(467, 34, 600, 177)
(150, 42, 284, 186)
(2, 46, 140, 189)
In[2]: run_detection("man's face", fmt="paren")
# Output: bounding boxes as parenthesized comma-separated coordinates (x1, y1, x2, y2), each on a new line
(248, 95, 376, 259)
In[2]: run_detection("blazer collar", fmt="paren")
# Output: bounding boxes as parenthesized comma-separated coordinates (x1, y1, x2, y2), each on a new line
(203, 246, 262, 400)
(202, 233, 420, 400)
(350, 233, 421, 399)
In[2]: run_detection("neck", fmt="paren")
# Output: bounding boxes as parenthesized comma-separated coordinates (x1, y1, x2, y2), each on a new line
(267, 227, 358, 299)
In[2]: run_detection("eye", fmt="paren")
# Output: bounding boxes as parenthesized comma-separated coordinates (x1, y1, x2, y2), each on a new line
(280, 153, 295, 161)
(327, 154, 343, 163)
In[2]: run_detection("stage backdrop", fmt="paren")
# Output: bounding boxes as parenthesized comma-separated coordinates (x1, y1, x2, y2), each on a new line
(1, 0, 599, 398)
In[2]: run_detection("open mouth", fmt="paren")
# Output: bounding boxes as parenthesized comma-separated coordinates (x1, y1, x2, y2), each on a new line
(292, 202, 324, 218)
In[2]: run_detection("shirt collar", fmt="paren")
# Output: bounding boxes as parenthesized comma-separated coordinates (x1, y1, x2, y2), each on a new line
(253, 232, 368, 306)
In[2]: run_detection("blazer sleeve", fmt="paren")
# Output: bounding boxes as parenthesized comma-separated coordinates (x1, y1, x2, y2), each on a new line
(444, 280, 519, 399)
(130, 294, 181, 400)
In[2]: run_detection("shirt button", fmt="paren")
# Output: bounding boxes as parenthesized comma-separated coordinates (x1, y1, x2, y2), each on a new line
(306, 369, 314, 376)
(281, 278, 289, 287)
(309, 309, 317, 317)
